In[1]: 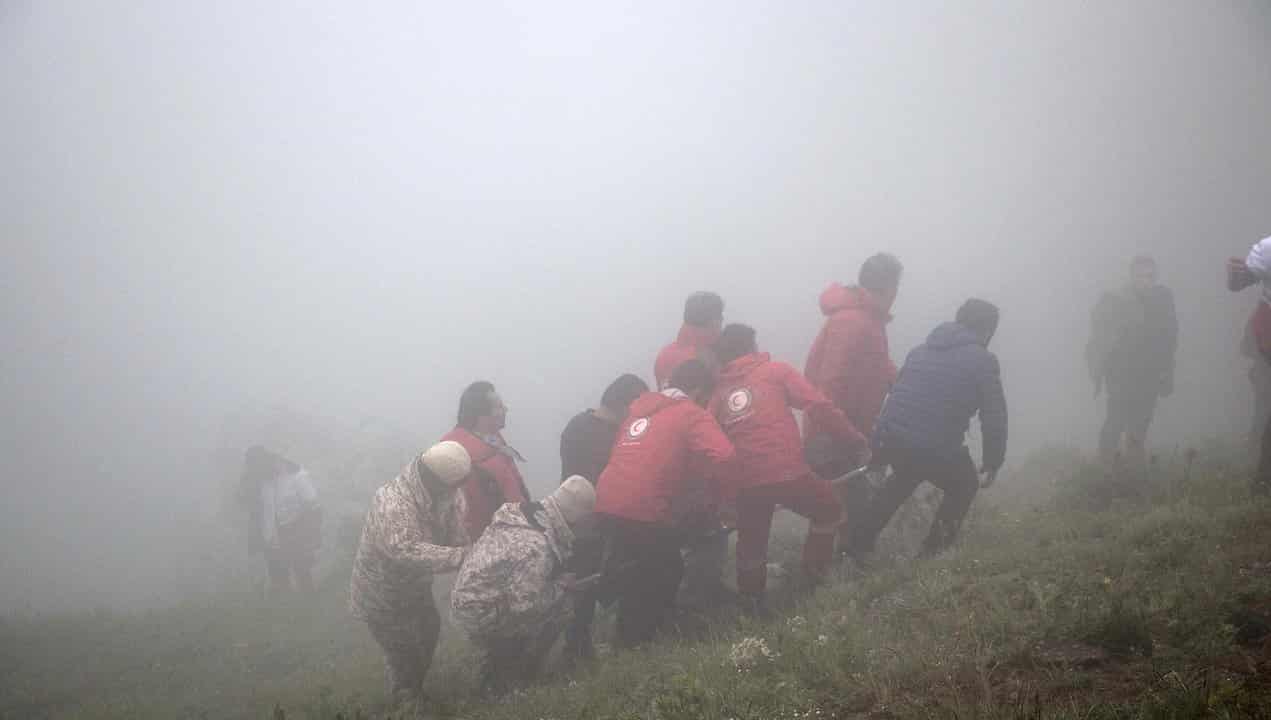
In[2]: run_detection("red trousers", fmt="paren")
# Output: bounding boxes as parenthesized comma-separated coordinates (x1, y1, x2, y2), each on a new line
(735, 473, 843, 596)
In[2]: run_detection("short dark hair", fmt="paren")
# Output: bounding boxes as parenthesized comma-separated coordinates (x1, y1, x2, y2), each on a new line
(600, 374, 649, 413)
(956, 298, 1000, 339)
(713, 323, 757, 366)
(858, 253, 903, 293)
(457, 381, 496, 430)
(683, 291, 725, 327)
(668, 358, 714, 395)
(1130, 255, 1157, 271)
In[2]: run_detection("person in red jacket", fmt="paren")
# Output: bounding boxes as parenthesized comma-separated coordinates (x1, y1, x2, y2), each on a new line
(654, 291, 725, 390)
(710, 324, 864, 615)
(804, 253, 902, 551)
(653, 290, 730, 610)
(595, 359, 736, 648)
(443, 381, 531, 539)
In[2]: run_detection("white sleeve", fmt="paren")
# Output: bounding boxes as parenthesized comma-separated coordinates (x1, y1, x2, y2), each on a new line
(1247, 237, 1271, 279)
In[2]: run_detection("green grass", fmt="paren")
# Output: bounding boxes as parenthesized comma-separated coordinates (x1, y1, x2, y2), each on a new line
(3, 441, 1271, 719)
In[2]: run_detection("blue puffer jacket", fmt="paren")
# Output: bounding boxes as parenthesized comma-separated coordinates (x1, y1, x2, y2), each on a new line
(873, 322, 1008, 470)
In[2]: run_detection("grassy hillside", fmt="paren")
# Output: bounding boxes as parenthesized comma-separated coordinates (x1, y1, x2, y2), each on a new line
(3, 441, 1270, 719)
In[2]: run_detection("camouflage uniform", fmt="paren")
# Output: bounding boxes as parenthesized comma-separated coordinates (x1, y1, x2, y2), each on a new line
(451, 497, 576, 692)
(349, 456, 469, 703)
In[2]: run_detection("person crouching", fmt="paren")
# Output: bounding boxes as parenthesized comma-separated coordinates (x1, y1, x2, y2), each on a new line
(451, 476, 597, 695)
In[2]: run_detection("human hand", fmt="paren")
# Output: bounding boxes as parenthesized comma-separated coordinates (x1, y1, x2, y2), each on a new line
(717, 505, 738, 530)
(979, 467, 998, 489)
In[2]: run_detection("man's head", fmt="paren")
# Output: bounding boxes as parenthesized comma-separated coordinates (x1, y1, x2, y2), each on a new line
(713, 323, 759, 366)
(457, 380, 507, 434)
(667, 358, 715, 406)
(420, 440, 472, 487)
(683, 291, 725, 331)
(1129, 255, 1158, 293)
(600, 374, 649, 417)
(859, 253, 904, 311)
(955, 298, 1000, 347)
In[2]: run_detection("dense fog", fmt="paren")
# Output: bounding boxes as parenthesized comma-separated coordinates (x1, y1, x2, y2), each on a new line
(2, 1, 1269, 612)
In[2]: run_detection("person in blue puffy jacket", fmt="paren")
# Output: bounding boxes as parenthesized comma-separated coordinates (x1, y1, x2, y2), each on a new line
(847, 298, 1007, 558)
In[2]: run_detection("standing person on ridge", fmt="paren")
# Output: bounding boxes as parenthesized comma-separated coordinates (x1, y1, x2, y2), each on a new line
(442, 381, 531, 540)
(803, 253, 902, 548)
(238, 446, 322, 595)
(1086, 256, 1178, 472)
(594, 359, 736, 648)
(557, 373, 649, 662)
(709, 324, 864, 616)
(848, 299, 1007, 559)
(654, 291, 725, 390)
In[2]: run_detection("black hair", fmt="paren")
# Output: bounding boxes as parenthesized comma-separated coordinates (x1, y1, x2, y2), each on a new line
(955, 298, 1000, 340)
(858, 253, 904, 293)
(457, 381, 497, 430)
(683, 291, 725, 327)
(713, 323, 758, 366)
(600, 373, 649, 413)
(668, 358, 714, 395)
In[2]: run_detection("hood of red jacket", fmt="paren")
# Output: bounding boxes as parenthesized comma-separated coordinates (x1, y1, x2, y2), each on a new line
(626, 390, 689, 419)
(819, 283, 889, 320)
(675, 323, 720, 350)
(718, 352, 770, 384)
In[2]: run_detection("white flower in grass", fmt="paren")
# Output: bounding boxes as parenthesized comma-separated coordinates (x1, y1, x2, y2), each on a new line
(727, 636, 777, 671)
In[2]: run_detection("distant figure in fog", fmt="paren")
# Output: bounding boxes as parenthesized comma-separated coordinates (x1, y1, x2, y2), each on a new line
(557, 373, 648, 662)
(443, 381, 531, 540)
(1228, 237, 1271, 493)
(238, 446, 322, 594)
(1086, 255, 1178, 471)
(451, 476, 597, 694)
(803, 253, 902, 551)
(710, 324, 863, 616)
(849, 299, 1007, 558)
(349, 441, 473, 707)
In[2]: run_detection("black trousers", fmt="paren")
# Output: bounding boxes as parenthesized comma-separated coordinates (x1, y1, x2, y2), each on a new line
(562, 535, 603, 660)
(601, 516, 685, 649)
(849, 446, 979, 557)
(1100, 380, 1160, 461)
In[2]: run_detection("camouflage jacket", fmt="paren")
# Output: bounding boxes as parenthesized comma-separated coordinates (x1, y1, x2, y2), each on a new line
(450, 497, 576, 640)
(349, 457, 469, 621)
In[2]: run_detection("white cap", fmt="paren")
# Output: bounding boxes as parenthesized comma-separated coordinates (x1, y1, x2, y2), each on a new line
(550, 475, 596, 526)
(420, 441, 471, 486)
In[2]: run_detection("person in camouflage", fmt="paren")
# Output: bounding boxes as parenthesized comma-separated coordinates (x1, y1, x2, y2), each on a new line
(349, 441, 473, 706)
(451, 475, 597, 695)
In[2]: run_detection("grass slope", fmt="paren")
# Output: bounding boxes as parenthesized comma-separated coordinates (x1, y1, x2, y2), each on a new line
(3, 441, 1270, 720)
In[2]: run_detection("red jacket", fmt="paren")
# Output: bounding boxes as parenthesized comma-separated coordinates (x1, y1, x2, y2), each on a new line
(654, 324, 720, 390)
(595, 390, 736, 525)
(442, 427, 530, 539)
(711, 353, 865, 491)
(803, 284, 897, 440)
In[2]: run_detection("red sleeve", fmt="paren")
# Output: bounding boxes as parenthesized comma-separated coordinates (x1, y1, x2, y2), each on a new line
(684, 406, 738, 507)
(777, 362, 865, 448)
(814, 315, 858, 410)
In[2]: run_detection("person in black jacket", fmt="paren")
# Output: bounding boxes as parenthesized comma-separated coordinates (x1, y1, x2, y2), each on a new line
(848, 299, 1007, 558)
(557, 373, 648, 661)
(1086, 256, 1178, 470)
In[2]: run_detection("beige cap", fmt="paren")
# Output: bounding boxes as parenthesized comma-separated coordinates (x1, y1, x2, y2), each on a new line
(420, 441, 471, 486)
(551, 475, 596, 526)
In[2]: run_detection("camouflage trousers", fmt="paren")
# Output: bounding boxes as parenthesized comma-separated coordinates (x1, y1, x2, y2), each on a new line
(474, 612, 569, 696)
(365, 598, 442, 704)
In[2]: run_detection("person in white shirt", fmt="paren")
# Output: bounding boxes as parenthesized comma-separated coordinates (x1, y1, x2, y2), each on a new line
(239, 446, 323, 593)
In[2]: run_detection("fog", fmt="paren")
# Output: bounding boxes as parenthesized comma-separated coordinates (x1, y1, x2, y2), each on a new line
(2, 1, 1269, 612)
